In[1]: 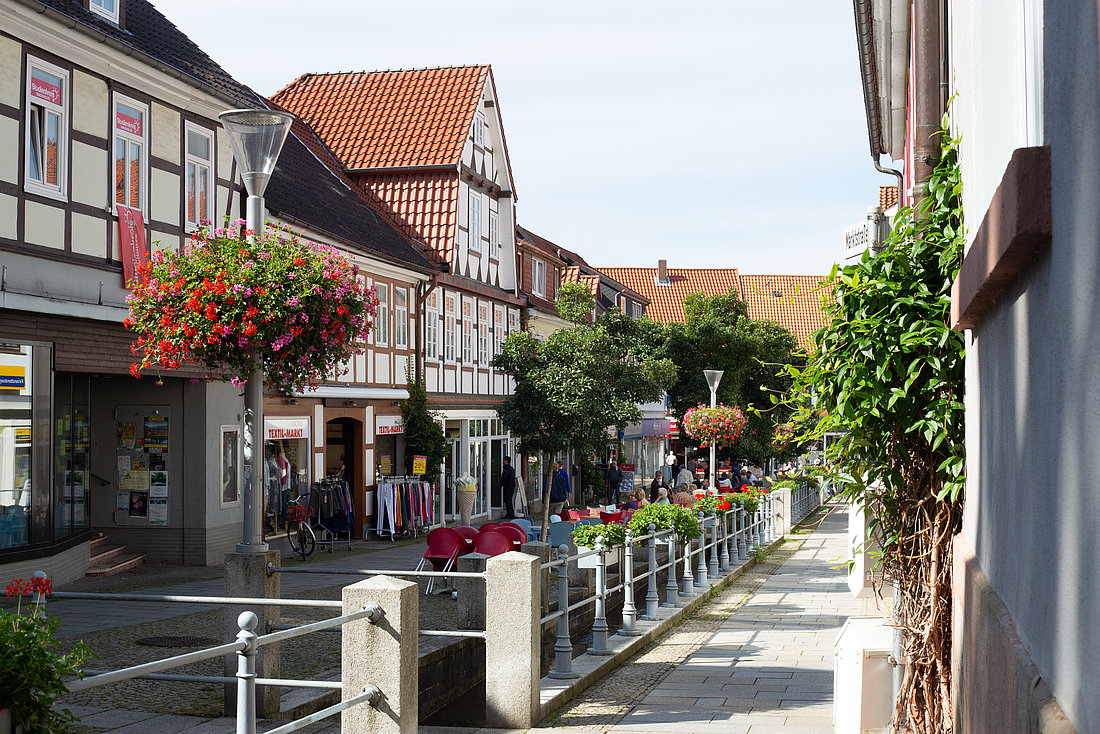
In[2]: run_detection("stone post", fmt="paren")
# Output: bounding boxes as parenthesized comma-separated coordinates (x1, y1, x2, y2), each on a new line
(342, 575, 418, 734)
(772, 487, 792, 537)
(456, 552, 488, 630)
(223, 550, 281, 718)
(485, 551, 540, 729)
(521, 539, 550, 614)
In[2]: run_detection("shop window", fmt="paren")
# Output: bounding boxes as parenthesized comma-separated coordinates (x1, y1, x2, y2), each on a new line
(113, 94, 148, 213)
(185, 124, 213, 231)
(374, 283, 389, 347)
(265, 418, 310, 515)
(0, 341, 52, 551)
(25, 58, 68, 200)
(53, 374, 90, 537)
(394, 288, 408, 349)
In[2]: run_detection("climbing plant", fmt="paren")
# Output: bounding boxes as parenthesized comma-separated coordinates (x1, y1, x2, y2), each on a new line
(786, 118, 965, 733)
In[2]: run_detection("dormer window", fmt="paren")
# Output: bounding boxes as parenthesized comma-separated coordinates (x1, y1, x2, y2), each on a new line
(532, 258, 546, 298)
(89, 0, 120, 24)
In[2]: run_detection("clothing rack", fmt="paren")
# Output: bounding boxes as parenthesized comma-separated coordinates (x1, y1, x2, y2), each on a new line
(374, 475, 433, 541)
(308, 475, 354, 552)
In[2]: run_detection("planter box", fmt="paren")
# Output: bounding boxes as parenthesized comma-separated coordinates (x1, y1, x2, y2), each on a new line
(575, 545, 598, 569)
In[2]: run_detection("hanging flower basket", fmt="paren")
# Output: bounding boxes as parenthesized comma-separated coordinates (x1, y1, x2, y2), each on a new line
(125, 224, 376, 392)
(681, 403, 747, 449)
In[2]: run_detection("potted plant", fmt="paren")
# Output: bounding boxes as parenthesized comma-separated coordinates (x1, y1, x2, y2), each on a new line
(2, 577, 92, 733)
(681, 403, 747, 449)
(626, 503, 702, 547)
(571, 523, 626, 568)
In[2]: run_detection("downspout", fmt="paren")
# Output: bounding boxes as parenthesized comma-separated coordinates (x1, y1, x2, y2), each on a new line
(911, 0, 945, 200)
(854, 0, 904, 190)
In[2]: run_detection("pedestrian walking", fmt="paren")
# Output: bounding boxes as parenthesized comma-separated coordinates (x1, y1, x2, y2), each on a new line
(546, 460, 570, 515)
(606, 461, 623, 505)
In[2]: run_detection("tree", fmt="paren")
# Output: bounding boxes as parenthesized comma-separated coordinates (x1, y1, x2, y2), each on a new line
(493, 283, 676, 536)
(400, 365, 447, 479)
(661, 289, 801, 467)
(786, 122, 964, 732)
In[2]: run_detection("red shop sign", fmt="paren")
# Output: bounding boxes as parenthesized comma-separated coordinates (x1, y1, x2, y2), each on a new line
(117, 205, 147, 287)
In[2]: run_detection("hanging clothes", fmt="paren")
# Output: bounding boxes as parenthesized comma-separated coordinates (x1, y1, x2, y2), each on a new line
(374, 478, 433, 539)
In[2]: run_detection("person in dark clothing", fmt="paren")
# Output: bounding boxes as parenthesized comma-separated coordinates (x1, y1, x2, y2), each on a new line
(649, 471, 668, 503)
(501, 456, 518, 519)
(606, 461, 623, 505)
(546, 460, 570, 515)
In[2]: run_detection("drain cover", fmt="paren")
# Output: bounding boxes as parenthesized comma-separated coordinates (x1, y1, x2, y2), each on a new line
(136, 636, 219, 648)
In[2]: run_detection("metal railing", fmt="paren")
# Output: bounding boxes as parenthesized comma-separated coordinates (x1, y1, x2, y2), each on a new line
(791, 482, 822, 525)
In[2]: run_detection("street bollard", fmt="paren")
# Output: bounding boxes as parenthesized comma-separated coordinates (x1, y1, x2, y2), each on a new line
(680, 529, 695, 598)
(589, 536, 611, 655)
(235, 612, 258, 734)
(548, 545, 578, 679)
(708, 511, 719, 578)
(694, 512, 708, 588)
(664, 531, 680, 607)
(718, 511, 731, 572)
(754, 506, 763, 548)
(643, 523, 660, 620)
(764, 495, 773, 542)
(737, 508, 748, 560)
(620, 529, 640, 636)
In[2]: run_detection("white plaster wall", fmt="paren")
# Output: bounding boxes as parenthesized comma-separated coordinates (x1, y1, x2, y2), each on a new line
(71, 141, 107, 208)
(216, 129, 233, 180)
(73, 70, 108, 138)
(71, 212, 106, 257)
(0, 36, 20, 107)
(375, 352, 390, 385)
(151, 169, 180, 226)
(0, 116, 18, 183)
(24, 201, 64, 249)
(151, 102, 180, 161)
(151, 230, 179, 254)
(0, 194, 16, 239)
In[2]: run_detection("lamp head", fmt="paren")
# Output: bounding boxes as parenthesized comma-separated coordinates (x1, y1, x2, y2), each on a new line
(218, 109, 295, 198)
(703, 369, 724, 392)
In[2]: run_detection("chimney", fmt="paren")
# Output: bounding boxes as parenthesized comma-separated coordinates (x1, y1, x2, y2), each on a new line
(657, 259, 668, 285)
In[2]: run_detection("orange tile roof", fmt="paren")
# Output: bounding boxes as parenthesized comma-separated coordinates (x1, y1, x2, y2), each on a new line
(879, 185, 899, 209)
(595, 267, 742, 324)
(739, 275, 832, 349)
(271, 66, 489, 170)
(358, 172, 459, 261)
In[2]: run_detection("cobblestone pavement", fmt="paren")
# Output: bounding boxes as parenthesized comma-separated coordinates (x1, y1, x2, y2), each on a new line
(527, 503, 861, 733)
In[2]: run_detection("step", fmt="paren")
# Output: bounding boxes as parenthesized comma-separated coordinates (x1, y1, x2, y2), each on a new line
(85, 552, 147, 577)
(89, 534, 109, 552)
(89, 543, 129, 566)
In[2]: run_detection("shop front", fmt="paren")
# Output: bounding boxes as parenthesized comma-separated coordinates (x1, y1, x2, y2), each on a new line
(440, 414, 510, 524)
(621, 418, 672, 488)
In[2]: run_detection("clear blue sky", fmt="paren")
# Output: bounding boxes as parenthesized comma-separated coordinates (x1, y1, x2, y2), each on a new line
(156, 0, 888, 275)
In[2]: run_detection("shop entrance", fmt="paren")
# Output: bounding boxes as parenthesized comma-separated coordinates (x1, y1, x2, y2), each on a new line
(324, 417, 364, 535)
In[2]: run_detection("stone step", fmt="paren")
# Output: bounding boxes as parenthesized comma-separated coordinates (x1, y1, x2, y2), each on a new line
(85, 551, 147, 577)
(89, 533, 109, 552)
(89, 543, 130, 566)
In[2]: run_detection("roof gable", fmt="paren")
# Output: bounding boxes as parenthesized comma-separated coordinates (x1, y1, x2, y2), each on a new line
(595, 267, 742, 324)
(272, 66, 490, 170)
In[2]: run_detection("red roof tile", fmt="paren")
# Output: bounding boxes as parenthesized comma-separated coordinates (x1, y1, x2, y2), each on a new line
(272, 66, 489, 170)
(739, 275, 832, 349)
(359, 172, 459, 262)
(595, 267, 742, 324)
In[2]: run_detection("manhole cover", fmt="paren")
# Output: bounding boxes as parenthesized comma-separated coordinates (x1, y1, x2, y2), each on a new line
(136, 636, 219, 648)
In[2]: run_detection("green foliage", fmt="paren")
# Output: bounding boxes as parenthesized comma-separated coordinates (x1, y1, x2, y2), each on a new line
(400, 365, 447, 477)
(750, 545, 768, 563)
(2, 582, 93, 732)
(661, 288, 803, 466)
(627, 503, 701, 543)
(572, 522, 626, 548)
(555, 282, 596, 325)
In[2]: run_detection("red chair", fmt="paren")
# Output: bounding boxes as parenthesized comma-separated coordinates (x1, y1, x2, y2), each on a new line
(599, 510, 624, 525)
(473, 529, 515, 557)
(496, 523, 527, 550)
(415, 527, 470, 595)
(500, 521, 529, 542)
(479, 522, 501, 533)
(453, 525, 478, 549)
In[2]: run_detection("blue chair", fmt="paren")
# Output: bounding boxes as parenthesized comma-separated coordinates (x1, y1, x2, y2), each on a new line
(511, 517, 541, 541)
(577, 517, 601, 527)
(546, 521, 575, 551)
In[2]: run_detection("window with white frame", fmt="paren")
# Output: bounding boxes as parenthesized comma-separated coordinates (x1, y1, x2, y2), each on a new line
(478, 303, 489, 365)
(493, 307, 504, 356)
(462, 299, 473, 363)
(531, 258, 546, 298)
(508, 310, 519, 334)
(394, 288, 408, 349)
(425, 291, 440, 360)
(469, 192, 481, 253)
(88, 0, 120, 23)
(25, 58, 68, 199)
(444, 294, 457, 362)
(113, 94, 147, 213)
(374, 283, 389, 346)
(489, 212, 499, 260)
(474, 111, 486, 146)
(185, 124, 213, 230)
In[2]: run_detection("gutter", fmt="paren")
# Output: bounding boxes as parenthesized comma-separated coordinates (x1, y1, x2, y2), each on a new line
(10, 0, 255, 109)
(852, 0, 905, 189)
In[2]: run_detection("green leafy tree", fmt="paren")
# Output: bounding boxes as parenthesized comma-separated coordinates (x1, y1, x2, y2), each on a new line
(494, 283, 676, 535)
(400, 366, 447, 478)
(786, 121, 964, 732)
(662, 289, 801, 466)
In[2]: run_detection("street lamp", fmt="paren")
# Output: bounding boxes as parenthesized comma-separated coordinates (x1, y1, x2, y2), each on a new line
(703, 369, 724, 491)
(219, 109, 294, 553)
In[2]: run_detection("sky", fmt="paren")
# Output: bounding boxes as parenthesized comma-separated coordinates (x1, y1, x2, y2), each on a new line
(154, 0, 887, 275)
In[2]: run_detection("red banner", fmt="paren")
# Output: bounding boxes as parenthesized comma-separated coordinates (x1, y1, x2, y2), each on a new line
(117, 205, 147, 288)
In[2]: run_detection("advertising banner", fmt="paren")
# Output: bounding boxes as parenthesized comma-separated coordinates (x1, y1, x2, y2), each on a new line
(117, 205, 147, 287)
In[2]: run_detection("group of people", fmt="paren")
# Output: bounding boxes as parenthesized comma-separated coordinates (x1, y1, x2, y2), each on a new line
(646, 460, 759, 508)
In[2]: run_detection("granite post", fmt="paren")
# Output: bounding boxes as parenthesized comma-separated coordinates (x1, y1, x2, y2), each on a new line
(484, 551, 540, 728)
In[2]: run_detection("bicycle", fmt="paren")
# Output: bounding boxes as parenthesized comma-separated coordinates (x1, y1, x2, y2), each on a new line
(285, 495, 316, 560)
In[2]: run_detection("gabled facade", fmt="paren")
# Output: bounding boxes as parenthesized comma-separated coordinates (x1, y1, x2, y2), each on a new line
(514, 225, 569, 336)
(273, 66, 525, 522)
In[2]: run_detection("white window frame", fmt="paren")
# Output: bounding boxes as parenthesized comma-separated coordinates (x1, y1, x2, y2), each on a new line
(425, 292, 440, 360)
(88, 0, 120, 23)
(532, 258, 546, 298)
(24, 57, 68, 201)
(493, 307, 504, 357)
(444, 294, 457, 363)
(462, 298, 474, 363)
(184, 123, 214, 231)
(394, 287, 408, 350)
(489, 211, 499, 260)
(474, 111, 486, 146)
(112, 93, 148, 214)
(469, 192, 481, 253)
(478, 303, 489, 365)
(374, 283, 389, 347)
